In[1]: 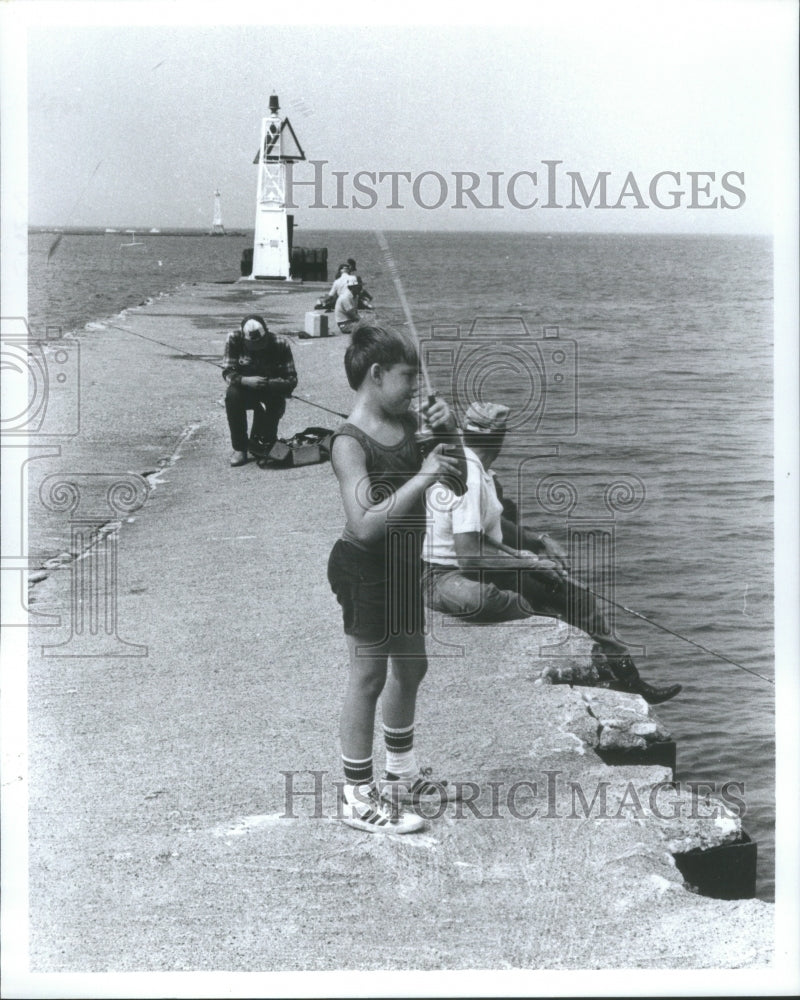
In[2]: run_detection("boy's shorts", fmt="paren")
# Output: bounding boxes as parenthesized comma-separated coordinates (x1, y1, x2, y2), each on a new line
(327, 538, 425, 642)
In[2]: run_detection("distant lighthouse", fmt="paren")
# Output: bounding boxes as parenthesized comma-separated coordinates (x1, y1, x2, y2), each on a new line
(247, 93, 305, 280)
(210, 189, 225, 236)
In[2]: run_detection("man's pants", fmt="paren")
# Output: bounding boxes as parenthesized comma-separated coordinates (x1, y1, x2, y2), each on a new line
(422, 563, 611, 642)
(225, 383, 286, 451)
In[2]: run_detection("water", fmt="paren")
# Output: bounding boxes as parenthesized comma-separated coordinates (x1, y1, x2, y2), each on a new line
(28, 229, 774, 899)
(28, 231, 251, 335)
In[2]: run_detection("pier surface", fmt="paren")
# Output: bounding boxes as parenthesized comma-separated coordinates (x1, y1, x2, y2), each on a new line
(20, 280, 772, 978)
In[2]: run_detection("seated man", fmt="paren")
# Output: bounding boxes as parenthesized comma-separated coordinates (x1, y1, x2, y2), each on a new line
(222, 315, 298, 467)
(422, 401, 682, 704)
(333, 275, 361, 335)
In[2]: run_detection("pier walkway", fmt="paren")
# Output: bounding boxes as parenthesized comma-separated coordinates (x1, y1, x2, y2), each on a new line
(19, 280, 773, 981)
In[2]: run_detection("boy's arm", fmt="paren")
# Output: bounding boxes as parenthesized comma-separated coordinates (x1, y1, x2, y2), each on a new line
(454, 532, 563, 582)
(454, 531, 532, 569)
(500, 516, 570, 572)
(331, 435, 459, 547)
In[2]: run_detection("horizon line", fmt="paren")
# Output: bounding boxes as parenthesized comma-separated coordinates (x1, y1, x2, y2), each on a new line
(28, 225, 773, 238)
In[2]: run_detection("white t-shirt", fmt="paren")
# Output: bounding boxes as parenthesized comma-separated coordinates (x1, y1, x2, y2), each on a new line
(329, 272, 352, 298)
(334, 288, 359, 326)
(423, 445, 505, 566)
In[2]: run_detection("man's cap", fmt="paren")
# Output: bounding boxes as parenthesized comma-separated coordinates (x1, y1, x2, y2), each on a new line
(240, 315, 272, 349)
(463, 401, 510, 433)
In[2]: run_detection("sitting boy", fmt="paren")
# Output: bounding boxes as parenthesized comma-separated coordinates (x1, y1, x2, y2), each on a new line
(333, 276, 361, 335)
(422, 401, 682, 704)
(327, 324, 462, 833)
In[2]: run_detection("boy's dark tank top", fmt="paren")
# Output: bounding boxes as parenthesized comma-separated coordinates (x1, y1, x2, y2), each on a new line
(333, 414, 425, 555)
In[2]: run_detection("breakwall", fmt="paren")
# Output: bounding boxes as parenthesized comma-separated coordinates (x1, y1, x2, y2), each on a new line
(20, 280, 773, 975)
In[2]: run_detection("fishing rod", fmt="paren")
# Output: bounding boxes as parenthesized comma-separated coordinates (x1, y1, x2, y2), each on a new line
(98, 318, 770, 685)
(483, 534, 773, 686)
(375, 230, 435, 403)
(47, 161, 103, 262)
(104, 320, 348, 418)
(375, 231, 469, 498)
(581, 580, 774, 685)
(287, 394, 347, 419)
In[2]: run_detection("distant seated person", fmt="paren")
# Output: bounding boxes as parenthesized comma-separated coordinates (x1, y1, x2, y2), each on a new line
(322, 263, 352, 311)
(334, 275, 361, 335)
(346, 257, 373, 310)
(222, 315, 298, 467)
(421, 401, 681, 704)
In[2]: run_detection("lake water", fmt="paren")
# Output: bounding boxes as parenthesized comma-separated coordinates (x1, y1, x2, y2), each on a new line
(28, 228, 775, 898)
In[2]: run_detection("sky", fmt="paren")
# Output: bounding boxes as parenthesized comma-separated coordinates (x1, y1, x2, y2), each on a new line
(10, 0, 796, 233)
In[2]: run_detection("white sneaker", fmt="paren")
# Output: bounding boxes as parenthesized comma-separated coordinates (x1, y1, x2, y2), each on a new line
(380, 766, 453, 807)
(341, 783, 426, 834)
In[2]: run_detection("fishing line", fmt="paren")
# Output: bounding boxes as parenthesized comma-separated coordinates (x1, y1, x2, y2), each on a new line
(47, 161, 103, 262)
(366, 251, 773, 688)
(97, 310, 770, 683)
(483, 533, 773, 685)
(376, 230, 435, 401)
(287, 395, 347, 419)
(576, 580, 774, 686)
(104, 320, 347, 418)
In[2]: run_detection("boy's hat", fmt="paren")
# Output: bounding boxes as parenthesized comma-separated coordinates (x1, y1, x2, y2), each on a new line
(463, 401, 510, 433)
(241, 315, 273, 350)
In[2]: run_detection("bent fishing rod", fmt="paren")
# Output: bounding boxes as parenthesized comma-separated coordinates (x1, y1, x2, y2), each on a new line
(375, 230, 437, 406)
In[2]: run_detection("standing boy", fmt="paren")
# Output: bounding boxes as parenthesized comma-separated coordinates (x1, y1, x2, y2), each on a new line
(327, 324, 461, 833)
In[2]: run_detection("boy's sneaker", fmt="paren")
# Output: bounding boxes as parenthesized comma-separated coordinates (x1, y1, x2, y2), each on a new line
(380, 766, 453, 807)
(341, 783, 426, 834)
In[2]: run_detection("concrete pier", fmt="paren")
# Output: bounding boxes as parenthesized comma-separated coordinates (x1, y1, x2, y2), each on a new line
(20, 280, 773, 974)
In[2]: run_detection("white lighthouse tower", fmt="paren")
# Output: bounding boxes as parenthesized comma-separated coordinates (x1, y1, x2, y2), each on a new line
(248, 93, 305, 280)
(210, 189, 225, 235)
